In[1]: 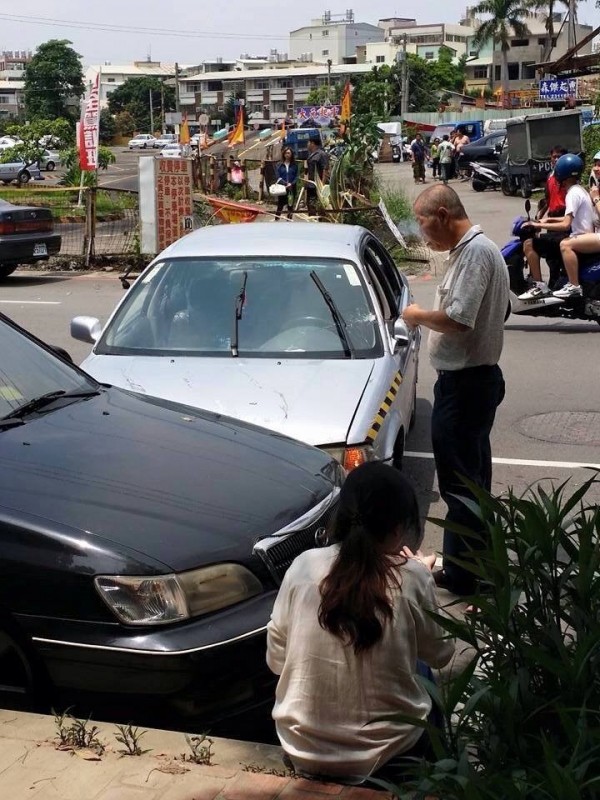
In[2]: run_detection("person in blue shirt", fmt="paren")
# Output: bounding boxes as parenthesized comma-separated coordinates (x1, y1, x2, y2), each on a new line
(274, 146, 298, 220)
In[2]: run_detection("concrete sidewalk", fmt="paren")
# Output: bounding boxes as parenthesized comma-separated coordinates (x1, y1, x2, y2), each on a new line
(0, 710, 390, 800)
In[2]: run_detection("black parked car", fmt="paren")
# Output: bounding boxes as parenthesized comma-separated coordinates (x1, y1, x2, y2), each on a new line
(0, 199, 61, 279)
(457, 131, 506, 172)
(0, 313, 341, 727)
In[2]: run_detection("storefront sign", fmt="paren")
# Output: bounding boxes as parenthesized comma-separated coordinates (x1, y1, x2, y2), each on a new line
(155, 158, 194, 251)
(79, 73, 100, 171)
(539, 78, 577, 101)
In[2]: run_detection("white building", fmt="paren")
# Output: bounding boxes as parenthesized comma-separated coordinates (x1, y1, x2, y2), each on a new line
(84, 61, 178, 108)
(0, 51, 30, 118)
(361, 20, 476, 65)
(179, 61, 374, 123)
(289, 10, 384, 65)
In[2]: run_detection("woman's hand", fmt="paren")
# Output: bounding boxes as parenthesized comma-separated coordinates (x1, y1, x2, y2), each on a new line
(401, 546, 436, 571)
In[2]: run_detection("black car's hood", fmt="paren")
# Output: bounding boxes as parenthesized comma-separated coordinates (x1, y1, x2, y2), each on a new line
(0, 388, 335, 573)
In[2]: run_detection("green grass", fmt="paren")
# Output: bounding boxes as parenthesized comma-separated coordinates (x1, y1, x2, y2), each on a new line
(0, 189, 136, 218)
(378, 186, 414, 222)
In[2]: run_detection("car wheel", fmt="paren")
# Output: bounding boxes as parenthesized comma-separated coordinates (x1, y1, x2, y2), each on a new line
(392, 428, 405, 471)
(0, 264, 17, 280)
(0, 626, 44, 711)
(46, 161, 55, 171)
(520, 177, 532, 199)
(17, 170, 31, 186)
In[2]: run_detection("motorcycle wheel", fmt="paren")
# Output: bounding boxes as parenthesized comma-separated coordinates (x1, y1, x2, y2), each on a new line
(472, 178, 486, 192)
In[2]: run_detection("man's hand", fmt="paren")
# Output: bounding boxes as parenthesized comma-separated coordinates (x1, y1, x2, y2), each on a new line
(402, 303, 423, 328)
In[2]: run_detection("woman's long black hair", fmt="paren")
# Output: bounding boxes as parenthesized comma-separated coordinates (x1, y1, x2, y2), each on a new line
(318, 462, 422, 654)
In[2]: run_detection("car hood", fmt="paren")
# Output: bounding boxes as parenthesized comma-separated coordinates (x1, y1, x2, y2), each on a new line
(0, 388, 335, 573)
(81, 355, 376, 446)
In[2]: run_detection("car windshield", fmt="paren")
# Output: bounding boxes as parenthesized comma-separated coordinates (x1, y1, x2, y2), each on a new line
(98, 257, 381, 359)
(0, 316, 96, 419)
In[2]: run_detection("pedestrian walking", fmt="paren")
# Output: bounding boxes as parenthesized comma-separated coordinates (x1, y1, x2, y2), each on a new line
(437, 134, 454, 184)
(274, 146, 298, 220)
(402, 185, 509, 596)
(305, 136, 329, 218)
(411, 132, 426, 184)
(430, 137, 441, 179)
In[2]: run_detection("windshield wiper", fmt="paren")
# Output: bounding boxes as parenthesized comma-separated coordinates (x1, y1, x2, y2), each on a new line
(310, 271, 353, 359)
(231, 271, 248, 358)
(1, 388, 101, 421)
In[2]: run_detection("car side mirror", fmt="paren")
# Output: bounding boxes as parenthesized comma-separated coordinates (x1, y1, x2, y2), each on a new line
(393, 318, 410, 347)
(71, 316, 102, 344)
(525, 199, 531, 214)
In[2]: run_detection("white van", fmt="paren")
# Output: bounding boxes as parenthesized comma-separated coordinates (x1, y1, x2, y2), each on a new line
(484, 118, 509, 134)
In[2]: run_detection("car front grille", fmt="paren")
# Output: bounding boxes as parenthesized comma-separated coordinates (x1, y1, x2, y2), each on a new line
(253, 495, 338, 586)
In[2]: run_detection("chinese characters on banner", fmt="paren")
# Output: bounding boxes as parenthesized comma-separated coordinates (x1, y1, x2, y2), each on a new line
(156, 158, 194, 251)
(79, 73, 100, 171)
(538, 78, 578, 102)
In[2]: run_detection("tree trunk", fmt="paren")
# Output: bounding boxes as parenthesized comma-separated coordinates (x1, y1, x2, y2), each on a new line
(544, 1, 556, 62)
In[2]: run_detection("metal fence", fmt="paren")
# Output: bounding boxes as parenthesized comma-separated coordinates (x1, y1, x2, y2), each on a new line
(0, 186, 139, 263)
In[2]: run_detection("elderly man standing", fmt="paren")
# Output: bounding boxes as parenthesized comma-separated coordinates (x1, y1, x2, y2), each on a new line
(402, 185, 509, 596)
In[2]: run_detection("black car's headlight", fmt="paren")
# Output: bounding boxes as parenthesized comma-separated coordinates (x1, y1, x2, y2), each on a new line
(94, 564, 263, 626)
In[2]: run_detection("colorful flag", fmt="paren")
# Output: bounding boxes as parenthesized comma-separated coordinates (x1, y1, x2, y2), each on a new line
(340, 82, 351, 122)
(78, 71, 100, 171)
(179, 112, 190, 145)
(228, 108, 245, 148)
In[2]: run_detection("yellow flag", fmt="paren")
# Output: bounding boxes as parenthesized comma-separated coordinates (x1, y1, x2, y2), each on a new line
(228, 109, 245, 147)
(340, 82, 351, 122)
(179, 112, 190, 145)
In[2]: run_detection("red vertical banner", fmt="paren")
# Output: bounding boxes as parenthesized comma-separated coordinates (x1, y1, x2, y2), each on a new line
(79, 72, 101, 171)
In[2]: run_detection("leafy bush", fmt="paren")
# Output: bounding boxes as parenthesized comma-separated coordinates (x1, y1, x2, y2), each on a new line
(582, 123, 600, 180)
(394, 475, 600, 799)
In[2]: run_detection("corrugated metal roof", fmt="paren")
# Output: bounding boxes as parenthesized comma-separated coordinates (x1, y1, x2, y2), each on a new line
(182, 63, 374, 82)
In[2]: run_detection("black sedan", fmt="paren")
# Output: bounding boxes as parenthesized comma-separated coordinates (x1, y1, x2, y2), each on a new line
(0, 313, 341, 727)
(0, 199, 61, 279)
(457, 131, 506, 171)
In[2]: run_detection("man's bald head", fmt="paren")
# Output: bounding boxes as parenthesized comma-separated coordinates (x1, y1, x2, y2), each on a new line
(413, 185, 468, 221)
(412, 185, 472, 252)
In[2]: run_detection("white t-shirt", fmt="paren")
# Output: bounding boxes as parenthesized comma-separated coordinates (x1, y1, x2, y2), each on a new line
(565, 184, 595, 236)
(266, 545, 454, 781)
(438, 140, 454, 164)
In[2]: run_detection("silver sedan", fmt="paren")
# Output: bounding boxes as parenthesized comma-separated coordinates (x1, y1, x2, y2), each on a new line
(71, 224, 420, 471)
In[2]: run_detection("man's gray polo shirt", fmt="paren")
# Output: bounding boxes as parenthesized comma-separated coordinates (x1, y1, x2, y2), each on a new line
(428, 225, 509, 371)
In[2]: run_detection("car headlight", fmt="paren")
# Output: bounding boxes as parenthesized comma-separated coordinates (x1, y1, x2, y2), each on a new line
(95, 564, 263, 626)
(323, 443, 375, 472)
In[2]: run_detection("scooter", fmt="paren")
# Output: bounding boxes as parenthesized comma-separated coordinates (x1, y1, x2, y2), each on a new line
(471, 162, 502, 192)
(502, 201, 600, 323)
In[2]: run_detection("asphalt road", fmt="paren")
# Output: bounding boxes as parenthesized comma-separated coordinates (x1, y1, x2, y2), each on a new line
(2, 162, 599, 555)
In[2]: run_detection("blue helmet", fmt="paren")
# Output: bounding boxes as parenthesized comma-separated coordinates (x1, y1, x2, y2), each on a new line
(554, 153, 583, 182)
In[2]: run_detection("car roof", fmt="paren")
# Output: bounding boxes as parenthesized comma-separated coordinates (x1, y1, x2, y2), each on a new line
(156, 223, 370, 261)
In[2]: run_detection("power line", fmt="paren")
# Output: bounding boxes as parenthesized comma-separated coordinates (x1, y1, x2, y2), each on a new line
(0, 12, 287, 41)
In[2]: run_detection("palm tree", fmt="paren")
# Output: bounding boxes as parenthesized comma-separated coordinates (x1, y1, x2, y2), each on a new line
(527, 0, 584, 60)
(471, 0, 531, 100)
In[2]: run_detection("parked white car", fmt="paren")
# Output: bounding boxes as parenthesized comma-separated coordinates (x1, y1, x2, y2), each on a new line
(159, 144, 184, 158)
(71, 224, 420, 472)
(38, 150, 61, 171)
(153, 134, 177, 149)
(128, 134, 156, 150)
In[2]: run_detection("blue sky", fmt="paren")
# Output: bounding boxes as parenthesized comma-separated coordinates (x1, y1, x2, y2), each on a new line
(0, 1, 486, 65)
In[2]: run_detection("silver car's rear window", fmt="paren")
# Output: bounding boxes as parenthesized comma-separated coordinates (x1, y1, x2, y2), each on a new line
(98, 257, 383, 359)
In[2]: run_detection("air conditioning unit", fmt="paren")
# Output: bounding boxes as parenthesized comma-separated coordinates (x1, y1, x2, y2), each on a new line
(218, 106, 224, 112)
(287, 103, 294, 109)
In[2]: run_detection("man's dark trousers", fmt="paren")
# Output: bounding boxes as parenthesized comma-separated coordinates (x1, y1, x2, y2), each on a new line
(431, 364, 505, 593)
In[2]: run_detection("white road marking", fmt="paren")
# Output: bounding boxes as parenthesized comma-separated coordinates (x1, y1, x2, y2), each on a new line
(405, 451, 600, 470)
(0, 300, 61, 305)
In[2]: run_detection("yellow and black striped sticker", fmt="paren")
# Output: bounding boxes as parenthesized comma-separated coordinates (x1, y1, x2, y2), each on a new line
(366, 371, 403, 444)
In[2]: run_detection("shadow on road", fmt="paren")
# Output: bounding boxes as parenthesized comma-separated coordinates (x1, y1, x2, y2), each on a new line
(1, 274, 72, 287)
(403, 397, 439, 530)
(505, 321, 600, 334)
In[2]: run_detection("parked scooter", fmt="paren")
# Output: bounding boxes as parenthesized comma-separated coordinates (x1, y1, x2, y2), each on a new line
(470, 162, 502, 192)
(502, 201, 600, 323)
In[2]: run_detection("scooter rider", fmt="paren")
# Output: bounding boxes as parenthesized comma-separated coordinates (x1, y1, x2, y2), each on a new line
(519, 146, 567, 300)
(519, 153, 594, 300)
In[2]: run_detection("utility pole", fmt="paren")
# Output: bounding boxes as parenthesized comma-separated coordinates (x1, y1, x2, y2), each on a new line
(396, 34, 409, 122)
(567, 0, 576, 50)
(160, 80, 165, 133)
(149, 88, 154, 134)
